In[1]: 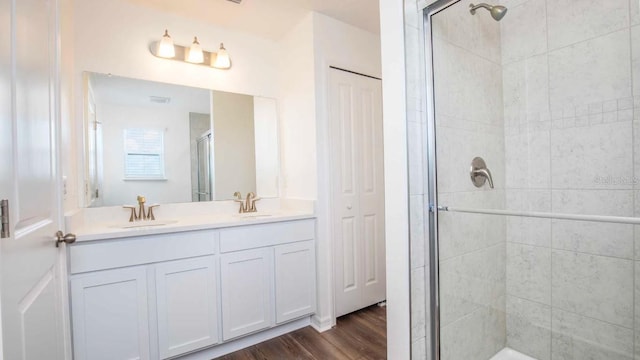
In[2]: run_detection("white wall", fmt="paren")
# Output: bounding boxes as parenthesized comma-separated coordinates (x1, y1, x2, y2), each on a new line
(98, 103, 192, 205)
(379, 0, 411, 358)
(253, 97, 280, 198)
(72, 0, 280, 208)
(277, 11, 384, 332)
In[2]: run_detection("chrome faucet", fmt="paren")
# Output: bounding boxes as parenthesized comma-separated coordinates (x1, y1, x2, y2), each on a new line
(123, 195, 159, 222)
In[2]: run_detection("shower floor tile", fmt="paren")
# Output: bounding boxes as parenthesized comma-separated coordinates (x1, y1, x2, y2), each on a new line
(490, 347, 538, 360)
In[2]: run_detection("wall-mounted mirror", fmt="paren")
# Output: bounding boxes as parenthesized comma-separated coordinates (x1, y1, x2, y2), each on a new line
(83, 72, 279, 207)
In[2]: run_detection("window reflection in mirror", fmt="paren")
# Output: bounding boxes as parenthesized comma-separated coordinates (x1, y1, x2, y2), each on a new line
(83, 72, 279, 207)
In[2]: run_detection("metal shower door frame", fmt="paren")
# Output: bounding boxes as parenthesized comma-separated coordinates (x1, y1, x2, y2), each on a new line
(420, 1, 462, 359)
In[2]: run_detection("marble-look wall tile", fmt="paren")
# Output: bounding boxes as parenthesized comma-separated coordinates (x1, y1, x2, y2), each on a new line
(411, 336, 427, 360)
(506, 243, 551, 304)
(408, 121, 425, 196)
(410, 195, 426, 269)
(500, 0, 547, 64)
(551, 190, 634, 259)
(411, 266, 427, 341)
(633, 0, 640, 26)
(550, 121, 633, 190)
(431, 0, 501, 63)
(505, 190, 551, 248)
(439, 243, 506, 327)
(433, 37, 504, 125)
(438, 191, 505, 260)
(632, 26, 640, 97)
(548, 30, 632, 110)
(635, 261, 640, 359)
(506, 296, 551, 360)
(504, 130, 550, 189)
(440, 305, 506, 360)
(551, 250, 634, 328)
(551, 308, 633, 360)
(546, 0, 630, 50)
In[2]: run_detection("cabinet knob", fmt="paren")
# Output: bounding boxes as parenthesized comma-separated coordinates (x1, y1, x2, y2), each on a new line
(346, 205, 352, 210)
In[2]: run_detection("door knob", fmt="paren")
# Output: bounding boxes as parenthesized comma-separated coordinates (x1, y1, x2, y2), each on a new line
(55, 231, 76, 247)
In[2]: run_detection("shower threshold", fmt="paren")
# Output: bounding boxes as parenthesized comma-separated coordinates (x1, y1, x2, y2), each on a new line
(490, 348, 537, 360)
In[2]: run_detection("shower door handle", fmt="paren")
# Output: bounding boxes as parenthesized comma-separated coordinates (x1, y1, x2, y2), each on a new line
(470, 157, 494, 189)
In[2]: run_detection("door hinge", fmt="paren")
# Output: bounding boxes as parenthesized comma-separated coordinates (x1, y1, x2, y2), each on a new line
(1, 199, 9, 239)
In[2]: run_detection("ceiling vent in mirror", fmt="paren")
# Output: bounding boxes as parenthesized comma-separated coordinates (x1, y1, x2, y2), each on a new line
(227, 0, 242, 3)
(150, 96, 171, 104)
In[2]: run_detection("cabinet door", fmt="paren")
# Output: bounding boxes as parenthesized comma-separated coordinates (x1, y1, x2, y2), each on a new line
(220, 248, 273, 340)
(155, 256, 219, 359)
(71, 267, 150, 360)
(274, 241, 316, 323)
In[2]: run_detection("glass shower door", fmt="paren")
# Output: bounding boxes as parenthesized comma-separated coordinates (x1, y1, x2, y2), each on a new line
(426, 1, 639, 359)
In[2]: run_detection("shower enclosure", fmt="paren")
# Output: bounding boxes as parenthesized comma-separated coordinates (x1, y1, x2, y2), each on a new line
(423, 0, 640, 359)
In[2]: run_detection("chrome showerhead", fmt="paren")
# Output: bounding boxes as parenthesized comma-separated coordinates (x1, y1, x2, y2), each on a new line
(469, 3, 508, 21)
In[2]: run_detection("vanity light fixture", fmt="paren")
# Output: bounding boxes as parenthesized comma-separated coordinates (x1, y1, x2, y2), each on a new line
(150, 30, 232, 69)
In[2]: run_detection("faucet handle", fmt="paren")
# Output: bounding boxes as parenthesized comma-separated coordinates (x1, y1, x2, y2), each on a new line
(147, 204, 160, 221)
(233, 192, 246, 213)
(123, 206, 137, 222)
(250, 197, 261, 212)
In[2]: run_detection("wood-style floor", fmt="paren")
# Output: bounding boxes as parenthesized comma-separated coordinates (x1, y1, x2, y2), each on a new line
(215, 305, 387, 360)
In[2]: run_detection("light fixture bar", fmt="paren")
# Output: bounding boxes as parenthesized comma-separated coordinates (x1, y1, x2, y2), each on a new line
(149, 41, 232, 69)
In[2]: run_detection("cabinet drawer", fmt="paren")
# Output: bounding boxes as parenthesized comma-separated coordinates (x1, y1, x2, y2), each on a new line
(70, 230, 217, 274)
(219, 219, 314, 253)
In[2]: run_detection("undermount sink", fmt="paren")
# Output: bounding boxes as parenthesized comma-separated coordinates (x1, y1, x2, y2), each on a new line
(109, 219, 179, 229)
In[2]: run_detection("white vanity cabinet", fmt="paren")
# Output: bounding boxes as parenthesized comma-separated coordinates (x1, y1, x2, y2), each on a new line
(220, 248, 273, 340)
(274, 241, 316, 323)
(70, 266, 151, 360)
(154, 256, 219, 358)
(68, 218, 316, 360)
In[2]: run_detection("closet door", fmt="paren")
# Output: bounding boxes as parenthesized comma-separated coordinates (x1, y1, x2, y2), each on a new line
(330, 68, 385, 317)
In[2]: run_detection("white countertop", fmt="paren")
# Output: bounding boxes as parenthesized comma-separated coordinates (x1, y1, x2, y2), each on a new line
(66, 199, 316, 242)
(72, 211, 315, 242)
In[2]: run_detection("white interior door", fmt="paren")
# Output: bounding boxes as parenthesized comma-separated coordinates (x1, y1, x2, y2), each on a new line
(330, 68, 386, 318)
(0, 0, 68, 358)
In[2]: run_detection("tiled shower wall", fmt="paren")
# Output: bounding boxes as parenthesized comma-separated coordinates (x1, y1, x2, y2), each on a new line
(501, 0, 640, 359)
(404, 0, 429, 358)
(406, 0, 640, 359)
(431, 4, 507, 360)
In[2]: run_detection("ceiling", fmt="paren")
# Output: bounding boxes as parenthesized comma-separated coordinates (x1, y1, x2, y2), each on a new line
(91, 73, 211, 114)
(125, 0, 380, 40)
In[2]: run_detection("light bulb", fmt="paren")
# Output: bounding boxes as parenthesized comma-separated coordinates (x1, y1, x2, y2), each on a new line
(213, 43, 231, 69)
(187, 37, 204, 64)
(157, 29, 175, 58)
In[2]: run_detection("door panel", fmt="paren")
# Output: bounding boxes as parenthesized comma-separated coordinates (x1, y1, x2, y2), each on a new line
(1, 0, 66, 358)
(330, 69, 385, 317)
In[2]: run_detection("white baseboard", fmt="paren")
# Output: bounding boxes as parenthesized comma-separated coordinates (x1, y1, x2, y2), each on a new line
(310, 314, 333, 332)
(175, 317, 311, 359)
